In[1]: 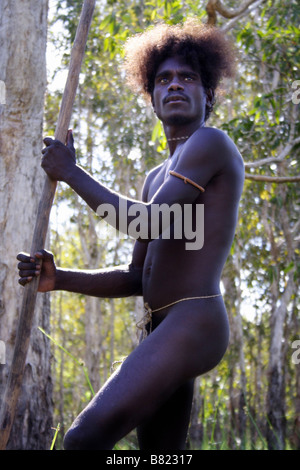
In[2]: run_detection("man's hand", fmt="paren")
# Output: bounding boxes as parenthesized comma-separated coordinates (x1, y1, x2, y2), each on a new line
(17, 250, 57, 292)
(41, 129, 76, 182)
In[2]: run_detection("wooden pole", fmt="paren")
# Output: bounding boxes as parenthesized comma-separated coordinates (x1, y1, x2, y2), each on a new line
(0, 0, 96, 450)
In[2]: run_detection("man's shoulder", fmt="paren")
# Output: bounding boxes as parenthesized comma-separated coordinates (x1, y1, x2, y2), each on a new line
(146, 162, 164, 175)
(141, 163, 163, 201)
(193, 126, 236, 150)
(190, 126, 243, 167)
(144, 162, 164, 184)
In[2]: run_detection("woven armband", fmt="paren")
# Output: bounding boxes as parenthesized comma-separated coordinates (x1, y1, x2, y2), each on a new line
(169, 170, 205, 193)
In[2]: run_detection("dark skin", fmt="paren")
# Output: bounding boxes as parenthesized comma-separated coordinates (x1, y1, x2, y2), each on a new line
(17, 56, 244, 450)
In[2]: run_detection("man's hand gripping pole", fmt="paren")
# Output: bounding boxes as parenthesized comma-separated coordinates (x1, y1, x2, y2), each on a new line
(0, 0, 96, 450)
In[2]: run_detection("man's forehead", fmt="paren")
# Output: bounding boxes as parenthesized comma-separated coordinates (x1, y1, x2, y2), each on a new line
(155, 56, 198, 76)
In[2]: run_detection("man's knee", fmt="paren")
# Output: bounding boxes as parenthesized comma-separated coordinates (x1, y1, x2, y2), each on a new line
(63, 426, 83, 450)
(63, 423, 115, 450)
(63, 425, 97, 450)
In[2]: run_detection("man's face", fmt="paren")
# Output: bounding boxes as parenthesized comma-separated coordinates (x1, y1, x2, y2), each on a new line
(151, 55, 208, 127)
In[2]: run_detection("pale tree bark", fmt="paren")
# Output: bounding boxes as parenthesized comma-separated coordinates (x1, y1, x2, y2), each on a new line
(232, 248, 247, 447)
(291, 294, 300, 449)
(189, 377, 203, 449)
(222, 252, 247, 447)
(77, 203, 104, 392)
(73, 98, 106, 392)
(206, 0, 262, 25)
(0, 0, 52, 449)
(266, 272, 294, 449)
(261, 184, 297, 449)
(85, 295, 103, 391)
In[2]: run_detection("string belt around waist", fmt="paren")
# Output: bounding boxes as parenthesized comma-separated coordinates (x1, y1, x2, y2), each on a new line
(137, 294, 222, 340)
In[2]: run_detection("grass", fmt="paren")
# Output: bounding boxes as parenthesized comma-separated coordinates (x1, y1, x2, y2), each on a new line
(38, 326, 95, 397)
(50, 423, 61, 450)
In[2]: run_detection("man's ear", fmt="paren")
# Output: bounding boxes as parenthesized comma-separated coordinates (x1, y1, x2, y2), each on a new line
(204, 88, 216, 120)
(206, 88, 215, 107)
(151, 94, 156, 113)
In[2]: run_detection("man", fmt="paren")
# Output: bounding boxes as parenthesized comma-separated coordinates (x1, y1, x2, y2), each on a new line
(17, 19, 244, 449)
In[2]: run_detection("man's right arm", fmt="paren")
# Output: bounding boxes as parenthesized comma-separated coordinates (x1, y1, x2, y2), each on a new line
(54, 263, 143, 298)
(17, 160, 154, 298)
(17, 240, 146, 298)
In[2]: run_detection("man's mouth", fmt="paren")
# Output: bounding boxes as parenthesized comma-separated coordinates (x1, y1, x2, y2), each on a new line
(164, 94, 188, 104)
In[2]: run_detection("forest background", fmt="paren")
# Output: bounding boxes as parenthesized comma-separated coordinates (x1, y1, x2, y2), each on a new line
(0, 0, 299, 450)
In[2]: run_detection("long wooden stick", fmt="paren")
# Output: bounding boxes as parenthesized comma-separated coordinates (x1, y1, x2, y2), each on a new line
(0, 0, 96, 450)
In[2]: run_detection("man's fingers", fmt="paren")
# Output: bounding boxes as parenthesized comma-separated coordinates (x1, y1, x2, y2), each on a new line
(17, 250, 52, 289)
(18, 260, 37, 271)
(17, 251, 45, 263)
(43, 137, 55, 147)
(16, 252, 35, 263)
(18, 258, 41, 269)
(34, 249, 53, 261)
(42, 137, 56, 155)
(18, 277, 33, 287)
(17, 252, 44, 277)
(18, 268, 40, 278)
(18, 257, 40, 277)
(66, 129, 74, 148)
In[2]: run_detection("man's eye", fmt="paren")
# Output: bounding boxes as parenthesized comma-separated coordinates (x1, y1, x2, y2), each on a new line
(160, 77, 169, 84)
(184, 76, 194, 81)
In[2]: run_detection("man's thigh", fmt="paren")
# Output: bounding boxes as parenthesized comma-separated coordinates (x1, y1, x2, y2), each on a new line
(65, 300, 228, 449)
(137, 379, 195, 450)
(65, 313, 197, 448)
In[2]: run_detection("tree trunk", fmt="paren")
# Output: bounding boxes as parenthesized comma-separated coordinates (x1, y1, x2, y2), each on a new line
(76, 202, 103, 393)
(0, 0, 52, 449)
(188, 377, 203, 449)
(262, 183, 297, 450)
(266, 273, 294, 449)
(222, 250, 247, 448)
(85, 295, 102, 392)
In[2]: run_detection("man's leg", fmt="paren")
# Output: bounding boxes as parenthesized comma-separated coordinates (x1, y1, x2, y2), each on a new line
(63, 319, 192, 450)
(63, 298, 228, 450)
(137, 379, 195, 450)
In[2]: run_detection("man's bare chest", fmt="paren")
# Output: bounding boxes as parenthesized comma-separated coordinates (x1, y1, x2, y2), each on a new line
(147, 148, 183, 201)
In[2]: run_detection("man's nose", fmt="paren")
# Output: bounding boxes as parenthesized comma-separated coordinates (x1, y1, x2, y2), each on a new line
(168, 78, 184, 91)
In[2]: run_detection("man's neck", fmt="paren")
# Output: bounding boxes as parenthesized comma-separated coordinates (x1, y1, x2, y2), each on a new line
(165, 121, 205, 155)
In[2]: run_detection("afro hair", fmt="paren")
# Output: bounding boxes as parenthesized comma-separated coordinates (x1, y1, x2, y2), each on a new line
(124, 18, 236, 120)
